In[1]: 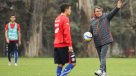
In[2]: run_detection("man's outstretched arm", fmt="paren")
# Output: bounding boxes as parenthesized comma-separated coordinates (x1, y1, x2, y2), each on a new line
(107, 0, 123, 21)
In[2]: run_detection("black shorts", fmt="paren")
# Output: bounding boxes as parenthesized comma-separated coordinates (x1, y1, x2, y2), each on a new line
(54, 47, 76, 65)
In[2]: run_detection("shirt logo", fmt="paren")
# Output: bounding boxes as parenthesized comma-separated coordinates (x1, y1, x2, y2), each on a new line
(55, 19, 60, 22)
(66, 23, 69, 25)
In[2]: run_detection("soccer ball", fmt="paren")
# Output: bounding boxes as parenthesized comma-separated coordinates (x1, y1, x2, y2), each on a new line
(83, 32, 92, 42)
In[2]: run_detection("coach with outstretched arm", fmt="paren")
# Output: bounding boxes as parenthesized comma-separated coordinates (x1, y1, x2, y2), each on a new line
(89, 0, 123, 76)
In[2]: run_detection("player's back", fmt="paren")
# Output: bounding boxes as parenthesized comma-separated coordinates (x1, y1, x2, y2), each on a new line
(54, 14, 71, 48)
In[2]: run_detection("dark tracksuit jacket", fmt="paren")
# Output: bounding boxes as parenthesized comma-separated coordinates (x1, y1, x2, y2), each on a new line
(89, 7, 120, 47)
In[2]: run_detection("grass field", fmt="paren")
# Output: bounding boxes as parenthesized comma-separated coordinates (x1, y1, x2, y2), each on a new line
(0, 58, 136, 76)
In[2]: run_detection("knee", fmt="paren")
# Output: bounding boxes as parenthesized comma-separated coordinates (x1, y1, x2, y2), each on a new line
(58, 64, 64, 67)
(100, 55, 106, 59)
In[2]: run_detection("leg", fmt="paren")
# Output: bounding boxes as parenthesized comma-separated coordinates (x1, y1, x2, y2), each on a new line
(8, 50, 11, 62)
(8, 43, 12, 63)
(54, 48, 63, 76)
(95, 47, 102, 76)
(60, 63, 76, 76)
(100, 44, 109, 72)
(96, 46, 102, 63)
(14, 42, 18, 64)
(60, 51, 76, 76)
(57, 64, 64, 76)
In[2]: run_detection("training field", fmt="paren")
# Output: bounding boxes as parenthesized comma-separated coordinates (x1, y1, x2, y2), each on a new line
(0, 58, 136, 76)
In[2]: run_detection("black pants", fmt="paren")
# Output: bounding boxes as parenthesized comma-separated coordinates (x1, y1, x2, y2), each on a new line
(8, 41, 18, 63)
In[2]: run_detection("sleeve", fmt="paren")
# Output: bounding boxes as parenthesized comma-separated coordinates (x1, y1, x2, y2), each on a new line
(17, 24, 20, 31)
(89, 20, 93, 34)
(63, 18, 72, 46)
(5, 24, 8, 31)
(107, 7, 120, 21)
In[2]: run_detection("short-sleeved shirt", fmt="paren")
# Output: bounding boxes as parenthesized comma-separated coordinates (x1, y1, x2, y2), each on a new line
(5, 23, 20, 31)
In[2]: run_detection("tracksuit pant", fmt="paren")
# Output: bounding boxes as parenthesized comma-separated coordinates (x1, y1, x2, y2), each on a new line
(8, 41, 18, 63)
(96, 44, 109, 72)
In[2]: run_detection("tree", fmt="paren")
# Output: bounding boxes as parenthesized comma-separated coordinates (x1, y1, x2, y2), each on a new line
(23, 0, 48, 57)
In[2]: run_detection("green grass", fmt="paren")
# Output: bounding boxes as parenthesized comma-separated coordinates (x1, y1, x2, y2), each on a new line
(0, 58, 136, 76)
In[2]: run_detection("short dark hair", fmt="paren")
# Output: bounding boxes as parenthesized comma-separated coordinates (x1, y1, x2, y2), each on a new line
(10, 14, 16, 18)
(60, 3, 71, 13)
(94, 6, 103, 12)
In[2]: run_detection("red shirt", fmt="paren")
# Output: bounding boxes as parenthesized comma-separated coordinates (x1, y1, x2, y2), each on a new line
(5, 23, 20, 31)
(54, 14, 72, 48)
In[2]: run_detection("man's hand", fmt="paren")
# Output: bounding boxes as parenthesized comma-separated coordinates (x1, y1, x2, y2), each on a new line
(117, 0, 123, 8)
(68, 46, 73, 52)
(6, 38, 9, 43)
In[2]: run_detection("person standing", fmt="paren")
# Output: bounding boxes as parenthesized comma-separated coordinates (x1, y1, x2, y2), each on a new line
(54, 3, 76, 76)
(89, 0, 123, 76)
(5, 15, 21, 66)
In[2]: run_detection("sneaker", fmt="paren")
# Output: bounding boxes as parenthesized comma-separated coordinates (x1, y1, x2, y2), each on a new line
(94, 70, 102, 76)
(8, 62, 11, 66)
(102, 72, 107, 76)
(14, 63, 18, 66)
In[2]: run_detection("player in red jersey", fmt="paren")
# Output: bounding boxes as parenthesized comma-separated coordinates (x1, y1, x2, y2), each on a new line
(54, 3, 76, 76)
